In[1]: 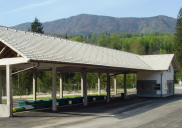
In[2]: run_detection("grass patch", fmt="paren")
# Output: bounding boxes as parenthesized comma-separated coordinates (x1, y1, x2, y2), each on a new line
(2, 92, 119, 102)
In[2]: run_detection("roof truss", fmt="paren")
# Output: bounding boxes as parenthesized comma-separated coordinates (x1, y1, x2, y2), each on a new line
(0, 41, 21, 59)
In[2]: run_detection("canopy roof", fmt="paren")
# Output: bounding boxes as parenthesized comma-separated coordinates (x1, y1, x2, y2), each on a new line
(0, 26, 179, 72)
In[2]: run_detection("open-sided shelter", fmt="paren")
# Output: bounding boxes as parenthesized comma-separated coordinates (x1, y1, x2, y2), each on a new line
(0, 26, 178, 117)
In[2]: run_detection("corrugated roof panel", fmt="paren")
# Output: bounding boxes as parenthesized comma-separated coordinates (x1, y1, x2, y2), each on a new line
(138, 54, 174, 70)
(0, 26, 177, 71)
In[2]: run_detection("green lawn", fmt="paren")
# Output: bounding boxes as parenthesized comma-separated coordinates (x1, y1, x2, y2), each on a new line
(2, 93, 112, 102)
(1, 91, 122, 102)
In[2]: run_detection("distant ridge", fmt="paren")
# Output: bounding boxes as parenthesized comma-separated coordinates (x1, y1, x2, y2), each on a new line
(12, 14, 176, 35)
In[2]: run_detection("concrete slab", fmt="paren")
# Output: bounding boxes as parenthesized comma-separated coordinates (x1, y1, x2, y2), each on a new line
(0, 89, 182, 128)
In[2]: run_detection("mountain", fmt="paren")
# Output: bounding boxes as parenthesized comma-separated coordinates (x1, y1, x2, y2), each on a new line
(12, 14, 176, 35)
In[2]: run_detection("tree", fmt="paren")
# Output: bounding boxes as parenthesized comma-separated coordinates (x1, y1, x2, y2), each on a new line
(65, 33, 68, 39)
(129, 41, 145, 55)
(30, 17, 44, 34)
(174, 7, 182, 68)
(70, 35, 86, 42)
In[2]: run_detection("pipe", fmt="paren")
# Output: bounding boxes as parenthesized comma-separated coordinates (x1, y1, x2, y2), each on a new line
(10, 62, 39, 117)
(11, 62, 39, 75)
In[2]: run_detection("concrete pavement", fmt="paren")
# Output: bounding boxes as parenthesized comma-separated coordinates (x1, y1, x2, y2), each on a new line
(0, 89, 182, 128)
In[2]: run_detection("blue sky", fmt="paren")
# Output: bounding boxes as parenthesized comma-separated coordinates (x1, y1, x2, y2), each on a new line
(0, 0, 182, 27)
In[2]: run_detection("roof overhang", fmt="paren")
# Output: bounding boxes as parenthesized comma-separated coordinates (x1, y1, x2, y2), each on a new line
(0, 57, 29, 66)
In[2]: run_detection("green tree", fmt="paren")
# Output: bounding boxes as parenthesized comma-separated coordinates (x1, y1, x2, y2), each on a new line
(65, 33, 68, 39)
(70, 35, 86, 42)
(30, 17, 44, 34)
(174, 7, 182, 68)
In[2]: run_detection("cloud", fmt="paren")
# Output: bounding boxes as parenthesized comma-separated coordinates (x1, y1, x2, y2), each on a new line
(0, 0, 57, 16)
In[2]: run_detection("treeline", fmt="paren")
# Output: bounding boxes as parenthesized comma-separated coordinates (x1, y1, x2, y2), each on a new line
(52, 31, 174, 55)
(1, 32, 177, 96)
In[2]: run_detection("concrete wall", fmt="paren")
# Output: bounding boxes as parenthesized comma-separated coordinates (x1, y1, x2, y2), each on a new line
(137, 80, 160, 97)
(0, 104, 10, 117)
(162, 63, 174, 97)
(137, 71, 161, 97)
(137, 63, 174, 97)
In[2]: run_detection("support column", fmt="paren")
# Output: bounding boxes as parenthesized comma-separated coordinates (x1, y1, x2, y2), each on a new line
(82, 69, 87, 106)
(0, 70, 2, 104)
(107, 71, 110, 102)
(59, 71, 63, 98)
(98, 73, 101, 96)
(81, 73, 83, 96)
(33, 71, 37, 101)
(52, 67, 57, 111)
(124, 73, 127, 99)
(114, 74, 117, 95)
(6, 64, 12, 117)
(173, 74, 175, 95)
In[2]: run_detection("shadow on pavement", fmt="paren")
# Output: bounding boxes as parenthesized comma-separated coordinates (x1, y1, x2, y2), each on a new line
(13, 90, 182, 120)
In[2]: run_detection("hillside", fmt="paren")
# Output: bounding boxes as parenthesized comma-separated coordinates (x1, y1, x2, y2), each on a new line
(12, 14, 176, 35)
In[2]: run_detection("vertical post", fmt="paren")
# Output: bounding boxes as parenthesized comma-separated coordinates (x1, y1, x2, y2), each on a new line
(107, 71, 110, 102)
(124, 73, 127, 99)
(173, 74, 175, 95)
(82, 69, 87, 106)
(114, 74, 117, 95)
(6, 64, 12, 117)
(52, 67, 57, 111)
(98, 73, 101, 96)
(0, 70, 2, 104)
(59, 71, 63, 98)
(135, 74, 137, 92)
(33, 71, 37, 101)
(81, 72, 83, 97)
(161, 71, 163, 98)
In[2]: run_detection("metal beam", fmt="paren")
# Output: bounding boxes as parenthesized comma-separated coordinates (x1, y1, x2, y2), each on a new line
(0, 57, 28, 66)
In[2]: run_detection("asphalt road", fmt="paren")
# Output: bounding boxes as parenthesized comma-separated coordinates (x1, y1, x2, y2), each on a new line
(1, 89, 182, 128)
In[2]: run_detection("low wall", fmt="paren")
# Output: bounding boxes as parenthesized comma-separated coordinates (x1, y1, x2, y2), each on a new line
(0, 104, 10, 117)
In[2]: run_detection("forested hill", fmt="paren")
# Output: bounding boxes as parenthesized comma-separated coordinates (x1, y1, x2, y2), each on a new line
(12, 14, 176, 35)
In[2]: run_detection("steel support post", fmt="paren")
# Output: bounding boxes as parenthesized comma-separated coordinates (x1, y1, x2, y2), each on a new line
(0, 71, 2, 104)
(124, 73, 127, 99)
(59, 71, 63, 98)
(107, 71, 110, 102)
(98, 73, 101, 96)
(52, 67, 57, 111)
(6, 65, 12, 117)
(33, 71, 37, 101)
(83, 69, 87, 106)
(114, 74, 117, 95)
(81, 72, 83, 97)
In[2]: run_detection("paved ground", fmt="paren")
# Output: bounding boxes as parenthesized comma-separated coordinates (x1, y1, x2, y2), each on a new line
(1, 89, 182, 128)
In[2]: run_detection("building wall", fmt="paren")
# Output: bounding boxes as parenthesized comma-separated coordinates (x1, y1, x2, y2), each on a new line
(137, 71, 161, 97)
(162, 63, 174, 97)
(137, 63, 174, 97)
